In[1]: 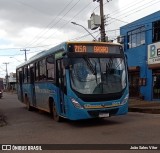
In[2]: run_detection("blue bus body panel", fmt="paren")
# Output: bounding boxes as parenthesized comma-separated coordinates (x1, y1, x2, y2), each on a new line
(22, 83, 55, 108)
(21, 82, 68, 117)
(20, 79, 128, 120)
(65, 90, 128, 120)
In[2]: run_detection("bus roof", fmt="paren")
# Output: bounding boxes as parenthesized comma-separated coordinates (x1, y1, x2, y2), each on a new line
(16, 41, 120, 69)
(66, 41, 120, 45)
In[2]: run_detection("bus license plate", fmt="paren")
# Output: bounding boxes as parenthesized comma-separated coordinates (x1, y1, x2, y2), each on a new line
(99, 113, 109, 118)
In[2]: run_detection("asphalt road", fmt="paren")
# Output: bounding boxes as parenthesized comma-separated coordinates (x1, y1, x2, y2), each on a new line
(0, 92, 160, 153)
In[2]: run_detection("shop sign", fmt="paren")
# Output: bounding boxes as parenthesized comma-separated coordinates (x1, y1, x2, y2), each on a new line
(148, 42, 160, 64)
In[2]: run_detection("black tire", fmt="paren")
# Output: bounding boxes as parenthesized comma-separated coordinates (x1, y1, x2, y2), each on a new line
(52, 103, 62, 122)
(49, 99, 53, 117)
(25, 96, 32, 111)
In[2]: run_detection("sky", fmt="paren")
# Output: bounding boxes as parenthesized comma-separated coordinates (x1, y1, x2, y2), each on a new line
(0, 0, 160, 78)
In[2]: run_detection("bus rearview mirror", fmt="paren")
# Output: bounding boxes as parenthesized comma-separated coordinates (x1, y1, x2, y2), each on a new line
(63, 58, 70, 69)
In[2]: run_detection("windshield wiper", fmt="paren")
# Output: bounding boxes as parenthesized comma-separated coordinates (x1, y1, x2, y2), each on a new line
(83, 56, 97, 75)
(106, 58, 113, 74)
(94, 62, 98, 84)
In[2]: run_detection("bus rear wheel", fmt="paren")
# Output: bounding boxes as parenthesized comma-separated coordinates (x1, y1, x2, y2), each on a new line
(53, 103, 61, 122)
(25, 96, 32, 111)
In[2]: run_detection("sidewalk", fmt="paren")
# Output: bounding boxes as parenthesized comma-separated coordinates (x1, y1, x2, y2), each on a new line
(129, 98, 160, 114)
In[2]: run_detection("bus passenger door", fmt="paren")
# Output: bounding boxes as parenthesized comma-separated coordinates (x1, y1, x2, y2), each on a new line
(56, 59, 66, 115)
(30, 67, 36, 107)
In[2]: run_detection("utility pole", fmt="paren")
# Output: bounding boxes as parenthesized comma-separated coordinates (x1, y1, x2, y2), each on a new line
(93, 0, 106, 42)
(20, 49, 30, 61)
(99, 0, 106, 42)
(3, 62, 9, 90)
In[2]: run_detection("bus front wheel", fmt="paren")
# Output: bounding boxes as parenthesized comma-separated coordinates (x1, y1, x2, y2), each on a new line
(53, 103, 61, 122)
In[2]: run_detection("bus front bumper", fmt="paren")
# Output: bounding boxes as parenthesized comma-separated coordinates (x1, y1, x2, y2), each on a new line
(67, 103, 128, 120)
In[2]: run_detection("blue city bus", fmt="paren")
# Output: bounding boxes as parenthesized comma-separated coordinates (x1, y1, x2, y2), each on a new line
(16, 41, 129, 121)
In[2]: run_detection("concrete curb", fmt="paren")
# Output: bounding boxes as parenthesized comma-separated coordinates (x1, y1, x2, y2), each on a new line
(129, 107, 160, 114)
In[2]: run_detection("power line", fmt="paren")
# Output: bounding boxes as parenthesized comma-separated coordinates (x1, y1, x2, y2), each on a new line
(15, 0, 52, 16)
(124, 0, 160, 18)
(23, 0, 75, 48)
(0, 50, 43, 57)
(0, 44, 53, 51)
(69, 30, 99, 41)
(26, 0, 81, 48)
(0, 21, 156, 54)
(91, 0, 157, 30)
(0, 28, 119, 54)
(107, 16, 129, 24)
(107, 0, 160, 26)
(34, 1, 93, 46)
(0, 66, 5, 71)
(19, 0, 154, 48)
(107, 0, 147, 17)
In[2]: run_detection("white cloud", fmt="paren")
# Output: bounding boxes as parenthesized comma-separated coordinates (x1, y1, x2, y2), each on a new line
(0, 0, 160, 78)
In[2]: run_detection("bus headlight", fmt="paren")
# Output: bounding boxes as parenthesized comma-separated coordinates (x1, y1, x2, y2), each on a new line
(121, 94, 129, 105)
(71, 98, 84, 109)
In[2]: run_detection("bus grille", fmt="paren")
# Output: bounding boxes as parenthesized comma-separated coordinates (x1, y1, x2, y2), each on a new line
(87, 108, 119, 118)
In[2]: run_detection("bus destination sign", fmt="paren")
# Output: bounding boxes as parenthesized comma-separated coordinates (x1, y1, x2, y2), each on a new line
(74, 45, 108, 54)
(68, 44, 122, 54)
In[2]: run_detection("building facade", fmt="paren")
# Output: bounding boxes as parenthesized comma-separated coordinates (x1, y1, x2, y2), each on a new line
(120, 11, 160, 101)
(3, 72, 16, 91)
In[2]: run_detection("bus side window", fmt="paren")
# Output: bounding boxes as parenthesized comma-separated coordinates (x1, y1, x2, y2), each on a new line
(39, 59, 47, 81)
(23, 66, 28, 83)
(16, 70, 19, 83)
(35, 62, 39, 81)
(62, 60, 67, 94)
(30, 67, 34, 84)
(17, 68, 22, 84)
(28, 65, 30, 82)
(46, 56, 55, 81)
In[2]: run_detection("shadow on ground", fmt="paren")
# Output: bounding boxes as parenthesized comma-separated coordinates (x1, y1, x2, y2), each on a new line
(0, 112, 7, 127)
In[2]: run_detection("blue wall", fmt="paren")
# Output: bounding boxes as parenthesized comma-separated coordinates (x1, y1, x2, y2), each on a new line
(120, 11, 160, 101)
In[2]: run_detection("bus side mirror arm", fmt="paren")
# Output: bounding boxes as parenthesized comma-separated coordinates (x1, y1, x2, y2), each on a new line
(63, 58, 70, 69)
(125, 54, 129, 71)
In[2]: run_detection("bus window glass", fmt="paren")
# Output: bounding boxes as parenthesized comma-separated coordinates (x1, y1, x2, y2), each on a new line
(28, 65, 30, 82)
(35, 62, 39, 81)
(70, 57, 126, 94)
(16, 69, 19, 83)
(39, 59, 46, 80)
(24, 66, 28, 83)
(47, 57, 55, 80)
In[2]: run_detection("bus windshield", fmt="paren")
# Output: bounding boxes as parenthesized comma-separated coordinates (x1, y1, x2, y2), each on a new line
(70, 57, 126, 95)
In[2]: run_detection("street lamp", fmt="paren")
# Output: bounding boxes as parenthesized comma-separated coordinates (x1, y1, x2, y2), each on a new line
(71, 22, 97, 41)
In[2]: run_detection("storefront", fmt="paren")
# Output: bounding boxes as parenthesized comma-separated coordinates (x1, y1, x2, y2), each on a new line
(120, 11, 160, 101)
(128, 66, 140, 97)
(152, 70, 160, 99)
(148, 42, 160, 100)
